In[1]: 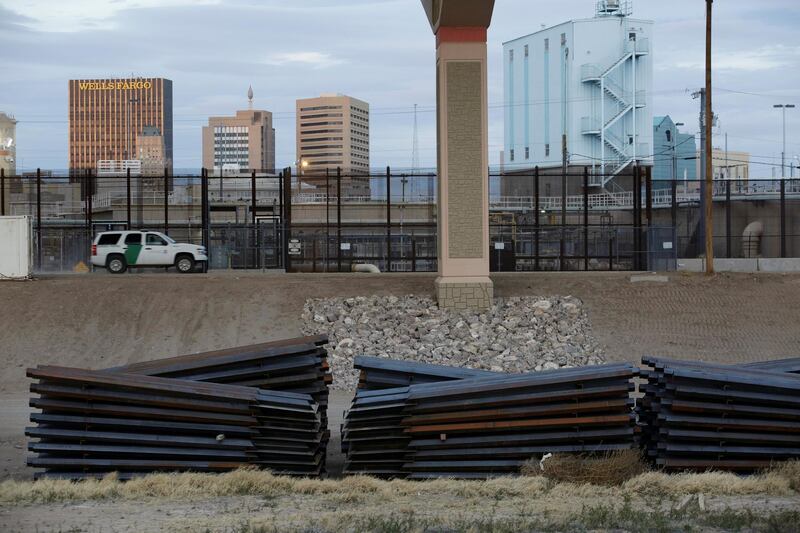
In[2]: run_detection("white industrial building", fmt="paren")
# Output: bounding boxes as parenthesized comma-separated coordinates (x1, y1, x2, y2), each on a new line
(503, 0, 654, 190)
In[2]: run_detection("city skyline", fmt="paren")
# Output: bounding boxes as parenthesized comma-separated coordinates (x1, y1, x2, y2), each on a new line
(1, 0, 799, 176)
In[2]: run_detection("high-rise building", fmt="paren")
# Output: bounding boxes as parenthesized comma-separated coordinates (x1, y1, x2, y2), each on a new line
(202, 87, 276, 174)
(0, 112, 17, 176)
(68, 78, 173, 174)
(653, 116, 696, 188)
(137, 126, 169, 177)
(503, 1, 653, 190)
(296, 93, 370, 195)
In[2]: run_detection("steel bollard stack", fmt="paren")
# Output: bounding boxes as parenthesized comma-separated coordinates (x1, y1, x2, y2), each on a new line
(639, 356, 800, 471)
(26, 366, 324, 479)
(342, 360, 639, 479)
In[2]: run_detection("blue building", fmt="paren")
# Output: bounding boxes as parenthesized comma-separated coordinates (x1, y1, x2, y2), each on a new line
(503, 2, 653, 191)
(653, 116, 696, 188)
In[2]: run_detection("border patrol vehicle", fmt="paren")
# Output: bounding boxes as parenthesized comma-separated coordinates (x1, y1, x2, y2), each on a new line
(91, 231, 207, 274)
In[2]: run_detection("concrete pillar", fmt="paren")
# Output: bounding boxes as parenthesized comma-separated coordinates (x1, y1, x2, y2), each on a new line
(422, 0, 496, 310)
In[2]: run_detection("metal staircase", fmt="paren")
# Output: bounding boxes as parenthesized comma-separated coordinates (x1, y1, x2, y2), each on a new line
(581, 36, 649, 190)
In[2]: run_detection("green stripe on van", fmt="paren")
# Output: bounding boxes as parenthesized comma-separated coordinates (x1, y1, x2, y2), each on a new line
(124, 245, 143, 266)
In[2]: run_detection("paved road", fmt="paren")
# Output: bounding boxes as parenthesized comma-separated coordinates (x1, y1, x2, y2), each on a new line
(2, 271, 799, 480)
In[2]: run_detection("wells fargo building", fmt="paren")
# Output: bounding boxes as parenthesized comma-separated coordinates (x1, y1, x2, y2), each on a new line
(68, 78, 173, 174)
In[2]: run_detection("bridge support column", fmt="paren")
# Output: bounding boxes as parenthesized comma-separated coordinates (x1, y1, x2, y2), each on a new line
(422, 0, 496, 310)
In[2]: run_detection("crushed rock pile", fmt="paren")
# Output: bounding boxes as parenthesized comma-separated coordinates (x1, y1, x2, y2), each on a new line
(301, 295, 607, 391)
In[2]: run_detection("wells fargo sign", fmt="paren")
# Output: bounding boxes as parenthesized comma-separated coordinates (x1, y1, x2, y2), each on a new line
(78, 81, 153, 91)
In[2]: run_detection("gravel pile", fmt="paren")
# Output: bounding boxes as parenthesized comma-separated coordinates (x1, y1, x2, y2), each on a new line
(301, 295, 607, 391)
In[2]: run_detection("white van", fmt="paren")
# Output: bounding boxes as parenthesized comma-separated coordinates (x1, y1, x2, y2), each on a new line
(91, 231, 207, 274)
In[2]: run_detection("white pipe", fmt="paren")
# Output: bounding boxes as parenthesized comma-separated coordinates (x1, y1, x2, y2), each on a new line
(352, 263, 380, 274)
(742, 221, 764, 258)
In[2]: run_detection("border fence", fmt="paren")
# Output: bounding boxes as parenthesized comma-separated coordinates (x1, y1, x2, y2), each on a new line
(1, 166, 798, 274)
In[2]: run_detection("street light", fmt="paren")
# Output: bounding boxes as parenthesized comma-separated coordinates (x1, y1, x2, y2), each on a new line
(774, 104, 795, 178)
(294, 158, 310, 194)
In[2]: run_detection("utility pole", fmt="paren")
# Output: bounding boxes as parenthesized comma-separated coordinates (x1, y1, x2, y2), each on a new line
(704, 0, 714, 274)
(774, 104, 795, 178)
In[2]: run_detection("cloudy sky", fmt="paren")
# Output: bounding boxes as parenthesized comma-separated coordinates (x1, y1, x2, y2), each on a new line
(1, 0, 799, 176)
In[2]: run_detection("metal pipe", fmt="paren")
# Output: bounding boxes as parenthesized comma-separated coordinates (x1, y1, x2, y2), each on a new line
(326, 168, 330, 272)
(386, 166, 392, 273)
(36, 168, 42, 269)
(670, 179, 677, 232)
(337, 167, 342, 273)
(780, 179, 786, 258)
(560, 135, 567, 271)
(126, 168, 131, 229)
(163, 167, 169, 234)
(284, 168, 292, 272)
(251, 170, 257, 269)
(201, 168, 210, 263)
(87, 169, 93, 234)
(704, 0, 715, 274)
(534, 167, 540, 271)
(726, 180, 732, 258)
(583, 167, 589, 271)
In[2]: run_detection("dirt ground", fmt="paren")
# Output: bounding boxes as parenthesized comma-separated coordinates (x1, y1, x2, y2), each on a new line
(1, 468, 799, 532)
(2, 271, 800, 482)
(2, 492, 799, 532)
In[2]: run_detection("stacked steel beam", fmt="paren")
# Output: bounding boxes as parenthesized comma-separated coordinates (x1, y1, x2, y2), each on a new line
(342, 358, 496, 476)
(342, 386, 412, 476)
(402, 364, 639, 479)
(26, 366, 324, 479)
(107, 335, 332, 469)
(740, 357, 800, 374)
(343, 360, 639, 479)
(639, 356, 800, 472)
(354, 356, 497, 390)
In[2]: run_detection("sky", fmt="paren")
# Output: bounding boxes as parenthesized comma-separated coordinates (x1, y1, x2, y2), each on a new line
(1, 0, 800, 177)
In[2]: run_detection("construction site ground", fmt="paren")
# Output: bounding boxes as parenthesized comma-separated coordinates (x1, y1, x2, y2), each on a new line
(1, 271, 799, 531)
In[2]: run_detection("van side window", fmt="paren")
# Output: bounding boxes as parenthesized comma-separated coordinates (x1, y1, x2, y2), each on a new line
(146, 234, 167, 246)
(97, 234, 121, 246)
(124, 234, 142, 245)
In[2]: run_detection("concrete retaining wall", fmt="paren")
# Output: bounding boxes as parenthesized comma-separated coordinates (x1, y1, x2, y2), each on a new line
(678, 258, 800, 273)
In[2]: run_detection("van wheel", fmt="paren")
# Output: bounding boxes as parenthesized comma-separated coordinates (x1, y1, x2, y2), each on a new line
(107, 255, 127, 274)
(176, 255, 195, 274)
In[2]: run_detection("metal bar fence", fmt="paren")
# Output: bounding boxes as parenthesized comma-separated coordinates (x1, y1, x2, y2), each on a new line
(4, 169, 799, 273)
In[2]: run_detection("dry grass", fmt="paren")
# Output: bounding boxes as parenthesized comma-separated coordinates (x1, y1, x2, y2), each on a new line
(1, 462, 799, 506)
(0, 469, 548, 505)
(625, 461, 800, 497)
(522, 450, 648, 486)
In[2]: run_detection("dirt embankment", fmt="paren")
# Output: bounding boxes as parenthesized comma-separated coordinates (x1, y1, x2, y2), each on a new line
(0, 272, 435, 393)
(2, 271, 799, 394)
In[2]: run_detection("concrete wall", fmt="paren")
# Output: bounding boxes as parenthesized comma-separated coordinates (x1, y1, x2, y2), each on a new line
(679, 258, 800, 273)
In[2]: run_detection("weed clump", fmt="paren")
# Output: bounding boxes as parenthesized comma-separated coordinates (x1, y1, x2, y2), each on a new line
(522, 450, 649, 486)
